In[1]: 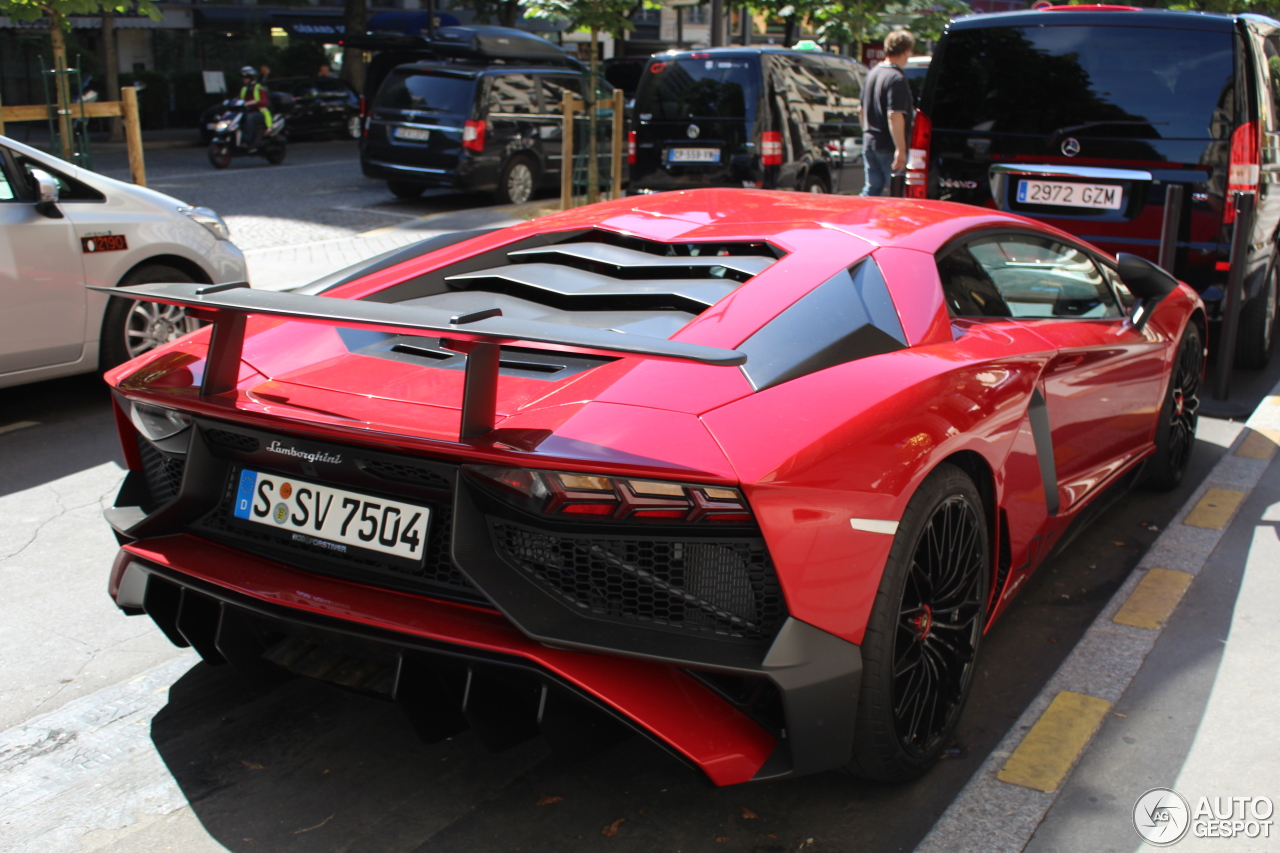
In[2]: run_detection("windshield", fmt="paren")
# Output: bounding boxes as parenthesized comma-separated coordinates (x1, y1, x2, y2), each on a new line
(636, 57, 760, 121)
(932, 26, 1234, 139)
(377, 70, 475, 115)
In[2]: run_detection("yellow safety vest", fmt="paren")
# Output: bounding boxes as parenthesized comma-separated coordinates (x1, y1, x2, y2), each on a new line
(239, 83, 273, 127)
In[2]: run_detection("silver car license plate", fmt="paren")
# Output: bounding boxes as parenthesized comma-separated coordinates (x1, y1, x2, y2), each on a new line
(394, 126, 431, 142)
(1017, 179, 1122, 210)
(668, 147, 720, 163)
(233, 469, 430, 562)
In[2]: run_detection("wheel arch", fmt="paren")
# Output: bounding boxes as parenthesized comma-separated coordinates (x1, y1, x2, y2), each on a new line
(116, 255, 214, 288)
(937, 449, 999, 590)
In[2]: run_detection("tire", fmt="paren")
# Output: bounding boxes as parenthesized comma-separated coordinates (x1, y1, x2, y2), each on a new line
(847, 463, 989, 782)
(1147, 322, 1203, 490)
(346, 114, 363, 140)
(388, 181, 425, 199)
(208, 142, 232, 170)
(802, 173, 829, 193)
(1235, 256, 1277, 369)
(100, 265, 201, 370)
(496, 155, 537, 205)
(264, 141, 287, 165)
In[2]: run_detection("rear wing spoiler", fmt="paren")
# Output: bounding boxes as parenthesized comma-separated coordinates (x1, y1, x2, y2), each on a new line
(92, 282, 745, 439)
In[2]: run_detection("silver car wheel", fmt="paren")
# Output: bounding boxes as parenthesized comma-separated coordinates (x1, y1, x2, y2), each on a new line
(124, 301, 200, 360)
(506, 162, 534, 205)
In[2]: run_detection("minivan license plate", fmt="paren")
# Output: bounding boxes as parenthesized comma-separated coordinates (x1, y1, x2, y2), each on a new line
(394, 126, 431, 142)
(1017, 180, 1122, 210)
(233, 469, 430, 562)
(668, 147, 720, 163)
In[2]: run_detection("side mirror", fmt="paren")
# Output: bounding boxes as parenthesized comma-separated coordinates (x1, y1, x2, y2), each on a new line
(29, 168, 63, 219)
(1116, 252, 1179, 332)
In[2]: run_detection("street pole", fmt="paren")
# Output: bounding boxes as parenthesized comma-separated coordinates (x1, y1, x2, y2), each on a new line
(1214, 191, 1255, 402)
(711, 0, 724, 47)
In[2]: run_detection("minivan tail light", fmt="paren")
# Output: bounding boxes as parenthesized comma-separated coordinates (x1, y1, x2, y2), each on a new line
(358, 95, 367, 119)
(761, 131, 783, 166)
(904, 110, 932, 199)
(463, 119, 486, 152)
(628, 130, 636, 164)
(1226, 120, 1259, 224)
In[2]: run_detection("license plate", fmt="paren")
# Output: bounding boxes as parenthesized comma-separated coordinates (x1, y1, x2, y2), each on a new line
(394, 126, 431, 142)
(1017, 179, 1122, 210)
(668, 147, 720, 163)
(232, 469, 430, 562)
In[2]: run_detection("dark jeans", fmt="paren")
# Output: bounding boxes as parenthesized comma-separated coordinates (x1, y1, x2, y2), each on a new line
(242, 111, 264, 149)
(860, 137, 898, 197)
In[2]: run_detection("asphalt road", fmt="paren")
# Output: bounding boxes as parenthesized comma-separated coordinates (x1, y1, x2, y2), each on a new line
(3, 140, 1280, 852)
(89, 138, 518, 251)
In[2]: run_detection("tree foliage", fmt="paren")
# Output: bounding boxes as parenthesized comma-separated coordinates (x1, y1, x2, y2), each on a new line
(0, 0, 159, 25)
(522, 0, 641, 38)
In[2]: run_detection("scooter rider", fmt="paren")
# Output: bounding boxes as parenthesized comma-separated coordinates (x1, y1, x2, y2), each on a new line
(237, 66, 272, 151)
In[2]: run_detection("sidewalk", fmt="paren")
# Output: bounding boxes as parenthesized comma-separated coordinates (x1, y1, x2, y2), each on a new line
(917, 390, 1280, 852)
(2, 125, 201, 152)
(243, 198, 560, 292)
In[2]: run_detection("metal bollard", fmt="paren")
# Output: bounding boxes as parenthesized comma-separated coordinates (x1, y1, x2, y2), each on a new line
(1157, 184, 1184, 273)
(1213, 191, 1255, 401)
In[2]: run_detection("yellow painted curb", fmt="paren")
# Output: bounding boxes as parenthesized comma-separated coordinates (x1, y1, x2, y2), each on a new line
(1236, 428, 1279, 460)
(1113, 569, 1194, 630)
(998, 692, 1113, 792)
(1183, 488, 1246, 530)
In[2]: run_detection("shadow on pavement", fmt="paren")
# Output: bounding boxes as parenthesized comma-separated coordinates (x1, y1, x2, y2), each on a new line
(0, 373, 123, 499)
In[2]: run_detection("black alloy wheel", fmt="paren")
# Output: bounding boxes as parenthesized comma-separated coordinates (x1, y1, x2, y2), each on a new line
(1147, 322, 1203, 490)
(848, 463, 989, 782)
(892, 495, 986, 755)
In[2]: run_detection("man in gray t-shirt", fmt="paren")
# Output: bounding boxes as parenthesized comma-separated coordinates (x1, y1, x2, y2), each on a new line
(860, 30, 916, 196)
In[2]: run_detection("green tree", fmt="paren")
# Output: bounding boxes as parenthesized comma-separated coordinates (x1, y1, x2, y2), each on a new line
(524, 0, 640, 203)
(0, 0, 160, 156)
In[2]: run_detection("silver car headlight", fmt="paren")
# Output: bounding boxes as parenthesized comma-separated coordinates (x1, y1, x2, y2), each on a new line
(179, 205, 231, 240)
(130, 401, 193, 443)
(215, 120, 232, 132)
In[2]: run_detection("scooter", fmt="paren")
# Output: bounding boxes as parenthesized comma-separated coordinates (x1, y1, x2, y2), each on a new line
(207, 100, 287, 169)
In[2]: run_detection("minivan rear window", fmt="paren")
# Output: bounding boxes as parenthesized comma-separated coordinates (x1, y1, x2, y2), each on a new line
(933, 26, 1234, 140)
(377, 70, 475, 115)
(636, 57, 760, 121)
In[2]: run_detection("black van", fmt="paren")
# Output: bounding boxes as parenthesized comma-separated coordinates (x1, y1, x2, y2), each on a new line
(914, 8, 1280, 366)
(629, 47, 868, 194)
(360, 26, 610, 205)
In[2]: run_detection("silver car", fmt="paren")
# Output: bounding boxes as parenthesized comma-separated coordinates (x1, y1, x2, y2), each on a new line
(0, 135, 247, 390)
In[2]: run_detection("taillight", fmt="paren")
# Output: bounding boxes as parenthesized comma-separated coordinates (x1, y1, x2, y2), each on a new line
(463, 119, 486, 152)
(904, 110, 932, 199)
(358, 95, 367, 119)
(761, 130, 783, 167)
(466, 466, 755, 524)
(628, 130, 636, 165)
(1226, 120, 1259, 224)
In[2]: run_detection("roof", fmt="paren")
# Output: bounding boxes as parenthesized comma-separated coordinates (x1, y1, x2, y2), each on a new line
(654, 46, 864, 63)
(948, 7, 1238, 32)
(390, 61, 582, 77)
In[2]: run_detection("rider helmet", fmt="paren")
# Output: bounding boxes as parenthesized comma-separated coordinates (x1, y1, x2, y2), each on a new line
(239, 66, 259, 81)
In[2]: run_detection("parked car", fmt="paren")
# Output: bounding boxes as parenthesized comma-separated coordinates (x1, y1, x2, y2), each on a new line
(200, 76, 361, 144)
(99, 189, 1202, 785)
(629, 47, 869, 194)
(912, 6, 1280, 366)
(360, 25, 607, 204)
(0, 135, 246, 390)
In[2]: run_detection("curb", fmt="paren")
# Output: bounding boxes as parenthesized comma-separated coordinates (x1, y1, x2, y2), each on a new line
(915, 390, 1280, 853)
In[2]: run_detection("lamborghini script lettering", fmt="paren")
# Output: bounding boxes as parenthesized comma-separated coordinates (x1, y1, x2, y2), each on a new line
(265, 441, 342, 464)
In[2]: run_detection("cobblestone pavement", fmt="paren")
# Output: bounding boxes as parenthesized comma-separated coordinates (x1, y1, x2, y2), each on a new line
(87, 138, 542, 252)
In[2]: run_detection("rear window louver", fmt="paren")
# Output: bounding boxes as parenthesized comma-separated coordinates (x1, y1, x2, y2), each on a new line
(442, 231, 779, 314)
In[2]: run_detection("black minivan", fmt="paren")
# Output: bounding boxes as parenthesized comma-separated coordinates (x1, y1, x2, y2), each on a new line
(914, 7, 1280, 366)
(630, 47, 868, 194)
(360, 26, 609, 205)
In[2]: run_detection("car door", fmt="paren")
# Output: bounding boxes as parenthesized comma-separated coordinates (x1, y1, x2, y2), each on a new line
(960, 231, 1167, 511)
(0, 147, 88, 374)
(290, 81, 321, 134)
(314, 78, 354, 133)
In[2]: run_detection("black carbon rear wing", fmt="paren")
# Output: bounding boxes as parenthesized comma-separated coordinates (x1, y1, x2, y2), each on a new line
(92, 282, 746, 439)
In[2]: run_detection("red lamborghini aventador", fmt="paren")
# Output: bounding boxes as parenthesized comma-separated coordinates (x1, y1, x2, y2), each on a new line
(99, 190, 1204, 785)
